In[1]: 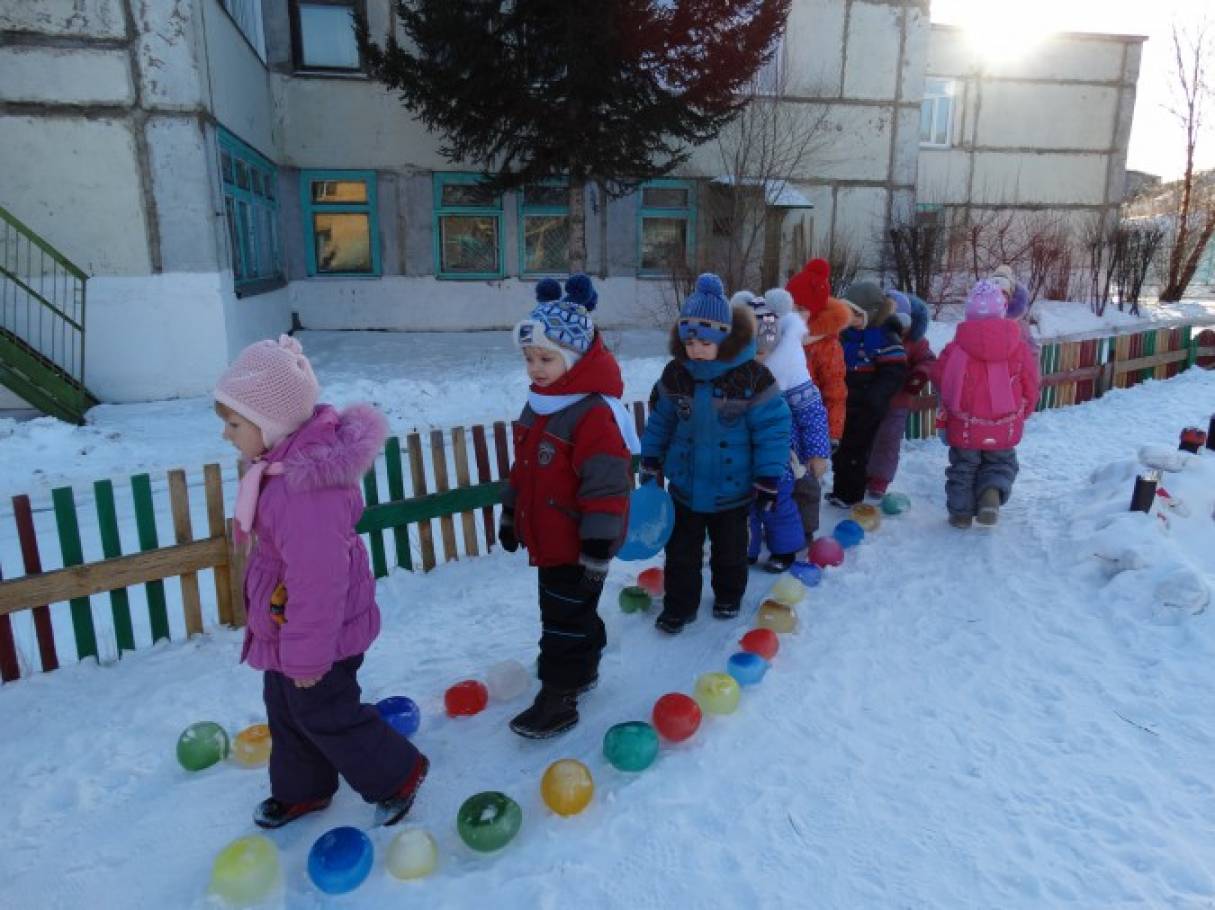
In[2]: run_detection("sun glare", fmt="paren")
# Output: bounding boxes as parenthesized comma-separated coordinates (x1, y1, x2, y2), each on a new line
(952, 0, 1065, 62)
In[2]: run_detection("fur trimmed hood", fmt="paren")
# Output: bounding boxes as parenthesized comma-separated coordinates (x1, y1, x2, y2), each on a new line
(670, 302, 756, 362)
(270, 403, 388, 493)
(804, 295, 853, 342)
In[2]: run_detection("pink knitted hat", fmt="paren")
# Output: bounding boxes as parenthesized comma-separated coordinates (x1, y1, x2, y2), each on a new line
(214, 335, 320, 449)
(965, 280, 1008, 321)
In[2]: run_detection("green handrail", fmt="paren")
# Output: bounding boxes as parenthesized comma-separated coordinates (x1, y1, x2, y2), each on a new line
(0, 206, 87, 281)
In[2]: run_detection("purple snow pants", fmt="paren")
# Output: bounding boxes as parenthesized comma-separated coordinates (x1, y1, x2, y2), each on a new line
(749, 475, 807, 559)
(263, 654, 422, 805)
(866, 405, 909, 487)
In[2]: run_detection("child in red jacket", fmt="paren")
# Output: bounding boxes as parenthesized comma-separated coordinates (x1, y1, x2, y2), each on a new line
(501, 274, 636, 738)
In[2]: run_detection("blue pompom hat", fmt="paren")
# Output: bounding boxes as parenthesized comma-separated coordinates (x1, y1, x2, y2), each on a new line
(678, 273, 731, 345)
(512, 273, 598, 368)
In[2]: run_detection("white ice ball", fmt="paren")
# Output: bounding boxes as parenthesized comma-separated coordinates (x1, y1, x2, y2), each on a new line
(486, 659, 531, 702)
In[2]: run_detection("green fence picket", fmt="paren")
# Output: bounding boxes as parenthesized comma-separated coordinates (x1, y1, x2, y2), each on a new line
(362, 469, 389, 579)
(1141, 329, 1156, 384)
(130, 474, 171, 643)
(93, 479, 136, 654)
(384, 436, 412, 571)
(50, 486, 98, 661)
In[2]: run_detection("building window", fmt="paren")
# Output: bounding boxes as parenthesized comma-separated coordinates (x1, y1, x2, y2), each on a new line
(300, 170, 380, 276)
(433, 173, 504, 279)
(920, 78, 957, 148)
(291, 0, 362, 71)
(221, 0, 266, 61)
(518, 181, 570, 275)
(639, 179, 696, 275)
(218, 128, 282, 293)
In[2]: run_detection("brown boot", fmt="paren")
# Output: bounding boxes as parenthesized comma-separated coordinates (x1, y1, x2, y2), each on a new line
(976, 488, 1001, 526)
(948, 513, 973, 529)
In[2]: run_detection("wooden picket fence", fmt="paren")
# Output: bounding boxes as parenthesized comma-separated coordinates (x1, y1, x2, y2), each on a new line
(1, 322, 1213, 684)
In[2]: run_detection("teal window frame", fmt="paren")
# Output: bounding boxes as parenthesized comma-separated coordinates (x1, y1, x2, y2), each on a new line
(517, 179, 570, 276)
(218, 128, 283, 294)
(433, 173, 504, 279)
(637, 178, 697, 276)
(300, 169, 381, 277)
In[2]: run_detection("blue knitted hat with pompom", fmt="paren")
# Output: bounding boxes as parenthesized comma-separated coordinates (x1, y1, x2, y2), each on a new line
(512, 273, 598, 366)
(678, 273, 731, 345)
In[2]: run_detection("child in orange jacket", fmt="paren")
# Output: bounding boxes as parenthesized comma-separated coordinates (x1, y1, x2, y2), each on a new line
(785, 258, 850, 540)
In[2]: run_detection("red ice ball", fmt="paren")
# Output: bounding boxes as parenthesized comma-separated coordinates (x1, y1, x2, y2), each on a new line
(739, 628, 780, 661)
(444, 680, 489, 717)
(651, 693, 702, 743)
(808, 537, 845, 568)
(637, 567, 665, 597)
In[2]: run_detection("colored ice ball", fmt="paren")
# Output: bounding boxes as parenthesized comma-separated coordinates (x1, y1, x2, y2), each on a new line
(231, 723, 272, 769)
(376, 696, 421, 738)
(457, 791, 523, 852)
(651, 692, 702, 742)
(385, 828, 439, 881)
(176, 721, 229, 772)
(832, 519, 865, 549)
(880, 491, 911, 515)
(693, 672, 741, 715)
(789, 561, 823, 586)
(808, 537, 845, 568)
(637, 567, 665, 597)
(618, 586, 653, 614)
(739, 627, 780, 660)
(209, 834, 281, 907)
(486, 660, 531, 702)
(602, 721, 660, 772)
(770, 574, 805, 606)
(726, 651, 769, 686)
(756, 600, 797, 634)
(541, 759, 595, 816)
(850, 503, 881, 531)
(444, 680, 489, 717)
(307, 826, 374, 896)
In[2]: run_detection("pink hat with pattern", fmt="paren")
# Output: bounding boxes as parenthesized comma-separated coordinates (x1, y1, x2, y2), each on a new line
(214, 335, 320, 449)
(965, 280, 1008, 321)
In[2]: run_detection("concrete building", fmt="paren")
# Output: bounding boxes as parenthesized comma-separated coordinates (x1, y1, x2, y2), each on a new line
(0, 0, 1144, 405)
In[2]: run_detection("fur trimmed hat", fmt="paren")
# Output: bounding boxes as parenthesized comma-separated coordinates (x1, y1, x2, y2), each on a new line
(512, 273, 598, 368)
(841, 280, 894, 328)
(746, 295, 780, 354)
(907, 294, 930, 343)
(678, 273, 732, 345)
(786, 258, 831, 315)
(763, 288, 795, 317)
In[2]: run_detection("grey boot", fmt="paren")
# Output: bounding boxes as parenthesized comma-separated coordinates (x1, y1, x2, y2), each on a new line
(976, 488, 1001, 526)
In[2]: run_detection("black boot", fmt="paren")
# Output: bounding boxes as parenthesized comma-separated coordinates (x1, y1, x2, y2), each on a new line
(655, 609, 696, 634)
(712, 600, 740, 619)
(253, 795, 331, 829)
(509, 685, 579, 739)
(764, 553, 796, 573)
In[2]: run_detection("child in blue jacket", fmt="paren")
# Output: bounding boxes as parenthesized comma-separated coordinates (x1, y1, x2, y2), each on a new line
(641, 274, 791, 633)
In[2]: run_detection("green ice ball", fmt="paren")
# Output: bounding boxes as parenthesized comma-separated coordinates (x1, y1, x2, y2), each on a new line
(457, 791, 522, 853)
(177, 721, 229, 772)
(603, 721, 660, 772)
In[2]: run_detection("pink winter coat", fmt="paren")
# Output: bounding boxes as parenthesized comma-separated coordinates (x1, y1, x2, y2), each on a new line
(240, 403, 386, 680)
(933, 319, 1040, 450)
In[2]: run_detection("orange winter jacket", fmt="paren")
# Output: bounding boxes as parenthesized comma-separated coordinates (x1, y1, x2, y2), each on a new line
(800, 296, 852, 440)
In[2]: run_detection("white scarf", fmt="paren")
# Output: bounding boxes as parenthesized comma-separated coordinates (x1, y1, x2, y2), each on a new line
(526, 391, 642, 454)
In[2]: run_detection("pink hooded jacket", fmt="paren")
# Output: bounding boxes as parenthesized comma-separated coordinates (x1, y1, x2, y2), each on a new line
(240, 403, 386, 680)
(933, 319, 1040, 450)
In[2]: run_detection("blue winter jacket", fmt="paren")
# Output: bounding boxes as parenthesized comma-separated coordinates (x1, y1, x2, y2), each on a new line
(643, 340, 791, 513)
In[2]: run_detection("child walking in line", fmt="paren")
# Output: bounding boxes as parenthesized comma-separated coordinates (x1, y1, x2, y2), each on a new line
(214, 335, 427, 829)
(641, 274, 790, 633)
(785, 258, 850, 541)
(827, 281, 909, 508)
(745, 289, 831, 571)
(865, 291, 936, 499)
(990, 264, 1039, 355)
(932, 280, 1040, 528)
(501, 274, 635, 738)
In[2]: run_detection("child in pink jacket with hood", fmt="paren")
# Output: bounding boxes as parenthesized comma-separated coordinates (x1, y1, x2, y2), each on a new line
(215, 335, 427, 829)
(932, 281, 1040, 529)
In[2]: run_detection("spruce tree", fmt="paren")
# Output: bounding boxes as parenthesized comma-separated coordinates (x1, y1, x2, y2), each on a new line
(358, 0, 791, 271)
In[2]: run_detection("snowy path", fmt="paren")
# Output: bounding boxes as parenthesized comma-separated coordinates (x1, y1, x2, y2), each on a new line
(0, 370, 1212, 908)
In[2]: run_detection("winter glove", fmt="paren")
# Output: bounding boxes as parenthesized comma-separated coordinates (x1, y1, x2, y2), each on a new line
(753, 477, 779, 513)
(577, 540, 613, 598)
(905, 372, 928, 396)
(639, 456, 662, 487)
(498, 509, 519, 553)
(808, 457, 829, 480)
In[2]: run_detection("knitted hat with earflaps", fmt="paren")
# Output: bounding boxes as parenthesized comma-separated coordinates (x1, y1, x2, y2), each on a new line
(214, 335, 320, 449)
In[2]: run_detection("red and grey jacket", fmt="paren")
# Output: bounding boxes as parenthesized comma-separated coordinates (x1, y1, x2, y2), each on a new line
(503, 334, 632, 567)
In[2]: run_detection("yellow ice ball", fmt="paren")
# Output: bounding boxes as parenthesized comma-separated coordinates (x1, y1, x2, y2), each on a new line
(540, 759, 594, 817)
(850, 503, 881, 532)
(693, 672, 741, 715)
(208, 834, 280, 907)
(231, 723, 272, 769)
(385, 828, 439, 881)
(756, 600, 797, 634)
(770, 575, 806, 606)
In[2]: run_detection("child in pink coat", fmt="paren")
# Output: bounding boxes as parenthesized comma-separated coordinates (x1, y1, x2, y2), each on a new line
(215, 335, 427, 829)
(932, 282, 1040, 528)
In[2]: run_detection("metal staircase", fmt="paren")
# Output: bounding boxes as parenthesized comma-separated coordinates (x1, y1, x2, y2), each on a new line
(0, 205, 97, 423)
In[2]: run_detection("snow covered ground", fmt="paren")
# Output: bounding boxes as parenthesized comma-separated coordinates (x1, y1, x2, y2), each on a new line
(0, 343, 1212, 907)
